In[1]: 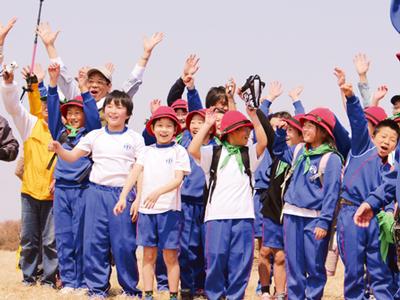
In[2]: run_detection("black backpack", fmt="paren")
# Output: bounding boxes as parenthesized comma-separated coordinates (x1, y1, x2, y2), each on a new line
(202, 145, 253, 214)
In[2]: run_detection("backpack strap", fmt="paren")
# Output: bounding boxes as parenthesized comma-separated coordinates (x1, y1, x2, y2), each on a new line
(317, 152, 332, 186)
(291, 142, 305, 167)
(203, 145, 223, 205)
(240, 146, 253, 192)
(46, 130, 70, 170)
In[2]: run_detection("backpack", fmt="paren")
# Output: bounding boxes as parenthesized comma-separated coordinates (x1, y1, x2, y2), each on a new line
(203, 145, 253, 211)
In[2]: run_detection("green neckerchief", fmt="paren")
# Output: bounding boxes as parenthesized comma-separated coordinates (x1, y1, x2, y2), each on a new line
(214, 136, 222, 145)
(65, 124, 80, 138)
(389, 112, 400, 121)
(175, 132, 183, 144)
(275, 160, 289, 178)
(377, 211, 395, 262)
(220, 140, 244, 173)
(293, 143, 342, 174)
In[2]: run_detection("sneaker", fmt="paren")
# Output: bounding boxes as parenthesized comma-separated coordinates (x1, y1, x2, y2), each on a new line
(59, 287, 75, 294)
(261, 293, 273, 300)
(181, 289, 193, 300)
(194, 288, 206, 299)
(22, 280, 36, 287)
(255, 281, 262, 296)
(74, 288, 89, 296)
(275, 293, 287, 300)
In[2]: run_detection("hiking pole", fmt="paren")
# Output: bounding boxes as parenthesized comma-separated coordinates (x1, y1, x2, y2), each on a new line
(20, 0, 44, 101)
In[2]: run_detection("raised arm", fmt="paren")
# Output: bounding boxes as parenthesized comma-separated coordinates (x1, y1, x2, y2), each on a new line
(37, 22, 80, 99)
(0, 17, 17, 64)
(353, 53, 371, 107)
(123, 32, 163, 98)
(247, 107, 267, 158)
(47, 63, 64, 140)
(288, 86, 305, 115)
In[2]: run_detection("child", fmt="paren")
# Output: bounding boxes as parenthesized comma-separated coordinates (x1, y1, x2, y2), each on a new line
(273, 107, 343, 299)
(47, 63, 101, 293)
(337, 83, 399, 299)
(114, 106, 191, 300)
(51, 90, 145, 298)
(188, 108, 267, 300)
(171, 99, 188, 130)
(179, 108, 215, 299)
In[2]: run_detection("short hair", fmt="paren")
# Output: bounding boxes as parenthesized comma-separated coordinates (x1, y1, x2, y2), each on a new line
(374, 119, 400, 143)
(268, 111, 291, 120)
(102, 90, 133, 124)
(205, 86, 227, 108)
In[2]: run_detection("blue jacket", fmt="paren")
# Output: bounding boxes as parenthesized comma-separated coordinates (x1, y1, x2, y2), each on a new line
(47, 86, 101, 187)
(273, 129, 342, 231)
(341, 95, 393, 206)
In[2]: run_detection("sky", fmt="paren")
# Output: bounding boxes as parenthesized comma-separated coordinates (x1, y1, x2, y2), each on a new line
(0, 0, 399, 221)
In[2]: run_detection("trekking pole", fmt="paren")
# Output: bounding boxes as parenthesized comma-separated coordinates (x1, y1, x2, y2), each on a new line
(20, 0, 44, 101)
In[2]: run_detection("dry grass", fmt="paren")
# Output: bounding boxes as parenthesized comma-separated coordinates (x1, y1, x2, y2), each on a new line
(0, 247, 344, 300)
(0, 220, 20, 251)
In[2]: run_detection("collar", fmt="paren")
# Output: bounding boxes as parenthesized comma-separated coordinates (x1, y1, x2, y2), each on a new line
(96, 97, 106, 110)
(105, 125, 128, 135)
(156, 141, 175, 148)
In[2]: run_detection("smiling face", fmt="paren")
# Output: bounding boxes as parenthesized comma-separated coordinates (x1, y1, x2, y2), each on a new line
(189, 114, 205, 136)
(104, 100, 129, 131)
(152, 117, 177, 144)
(227, 126, 251, 146)
(66, 106, 85, 129)
(372, 126, 399, 158)
(175, 108, 188, 129)
(302, 121, 328, 148)
(88, 72, 111, 101)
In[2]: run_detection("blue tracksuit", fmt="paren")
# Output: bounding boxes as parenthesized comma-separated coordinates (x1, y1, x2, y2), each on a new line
(273, 128, 342, 299)
(47, 86, 101, 289)
(337, 95, 396, 299)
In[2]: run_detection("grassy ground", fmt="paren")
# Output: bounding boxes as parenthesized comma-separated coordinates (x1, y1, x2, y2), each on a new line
(0, 249, 344, 300)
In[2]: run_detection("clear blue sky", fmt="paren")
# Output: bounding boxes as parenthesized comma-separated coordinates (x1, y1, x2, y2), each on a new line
(1, 0, 399, 220)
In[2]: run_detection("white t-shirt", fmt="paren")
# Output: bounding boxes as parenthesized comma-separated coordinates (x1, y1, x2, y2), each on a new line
(198, 144, 263, 222)
(76, 127, 145, 187)
(137, 143, 191, 214)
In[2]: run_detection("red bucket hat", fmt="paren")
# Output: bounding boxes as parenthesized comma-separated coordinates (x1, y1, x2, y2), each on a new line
(171, 99, 188, 111)
(300, 108, 336, 140)
(220, 111, 253, 138)
(364, 106, 387, 126)
(146, 106, 182, 137)
(60, 96, 84, 119)
(283, 114, 304, 133)
(185, 109, 216, 135)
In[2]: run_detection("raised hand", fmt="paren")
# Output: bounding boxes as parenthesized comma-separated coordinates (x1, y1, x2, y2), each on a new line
(0, 17, 17, 45)
(48, 63, 60, 87)
(2, 65, 14, 84)
(205, 108, 217, 126)
(371, 85, 388, 105)
(333, 67, 346, 87)
(265, 81, 283, 102)
(37, 22, 60, 47)
(77, 67, 89, 93)
(143, 32, 164, 54)
(182, 54, 200, 80)
(288, 86, 304, 102)
(353, 53, 370, 78)
(150, 99, 161, 114)
(340, 83, 354, 98)
(225, 78, 236, 98)
(22, 64, 45, 83)
(104, 62, 115, 75)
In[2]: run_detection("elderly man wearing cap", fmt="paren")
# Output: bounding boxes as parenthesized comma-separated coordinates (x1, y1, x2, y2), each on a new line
(37, 23, 163, 122)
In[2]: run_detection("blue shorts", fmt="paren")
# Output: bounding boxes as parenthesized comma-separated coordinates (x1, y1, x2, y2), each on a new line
(253, 190, 264, 238)
(262, 217, 284, 249)
(137, 210, 182, 249)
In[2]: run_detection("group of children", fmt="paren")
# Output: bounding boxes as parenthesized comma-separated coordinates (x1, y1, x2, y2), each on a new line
(3, 16, 400, 300)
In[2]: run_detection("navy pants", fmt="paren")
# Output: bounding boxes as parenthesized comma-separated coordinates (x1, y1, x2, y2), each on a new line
(337, 205, 395, 300)
(204, 219, 254, 300)
(83, 183, 140, 297)
(284, 214, 329, 300)
(53, 186, 86, 288)
(179, 200, 206, 294)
